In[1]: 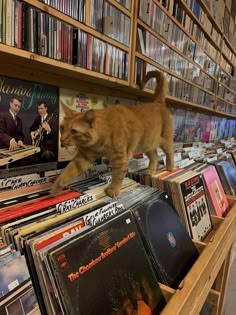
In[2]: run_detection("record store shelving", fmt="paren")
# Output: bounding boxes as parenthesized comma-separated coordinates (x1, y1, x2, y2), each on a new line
(1, 0, 236, 314)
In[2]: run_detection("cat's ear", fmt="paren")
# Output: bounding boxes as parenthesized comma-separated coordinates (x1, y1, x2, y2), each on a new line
(83, 109, 96, 127)
(61, 101, 76, 117)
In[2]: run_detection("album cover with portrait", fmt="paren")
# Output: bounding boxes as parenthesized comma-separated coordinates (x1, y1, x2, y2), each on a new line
(58, 88, 106, 162)
(48, 210, 166, 315)
(0, 75, 59, 170)
(179, 173, 212, 241)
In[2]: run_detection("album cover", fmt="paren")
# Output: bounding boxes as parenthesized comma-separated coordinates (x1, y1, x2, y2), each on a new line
(0, 182, 51, 202)
(59, 88, 105, 162)
(218, 118, 227, 139)
(0, 75, 59, 168)
(183, 111, 201, 143)
(179, 173, 212, 240)
(0, 255, 30, 298)
(0, 280, 40, 315)
(48, 211, 166, 315)
(173, 109, 186, 143)
(0, 189, 50, 213)
(28, 200, 116, 314)
(212, 160, 236, 196)
(169, 171, 212, 241)
(201, 165, 229, 217)
(200, 115, 211, 142)
(230, 149, 236, 165)
(132, 191, 199, 289)
(0, 190, 82, 225)
(0, 251, 21, 267)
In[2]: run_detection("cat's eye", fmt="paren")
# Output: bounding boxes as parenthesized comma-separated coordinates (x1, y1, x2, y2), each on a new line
(60, 125, 64, 132)
(71, 129, 78, 135)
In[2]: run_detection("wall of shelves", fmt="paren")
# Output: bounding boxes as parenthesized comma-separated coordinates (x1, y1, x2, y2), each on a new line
(0, 0, 236, 119)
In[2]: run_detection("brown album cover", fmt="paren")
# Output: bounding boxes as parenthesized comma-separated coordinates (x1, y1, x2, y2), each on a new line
(48, 211, 166, 315)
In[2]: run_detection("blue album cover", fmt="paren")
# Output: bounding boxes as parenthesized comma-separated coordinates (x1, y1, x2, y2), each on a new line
(0, 255, 30, 298)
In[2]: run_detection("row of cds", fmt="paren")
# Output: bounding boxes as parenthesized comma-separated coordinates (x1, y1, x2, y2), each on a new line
(135, 59, 236, 114)
(0, 1, 128, 80)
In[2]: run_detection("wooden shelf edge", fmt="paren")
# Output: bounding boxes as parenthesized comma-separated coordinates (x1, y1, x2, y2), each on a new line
(0, 44, 131, 90)
(161, 200, 236, 314)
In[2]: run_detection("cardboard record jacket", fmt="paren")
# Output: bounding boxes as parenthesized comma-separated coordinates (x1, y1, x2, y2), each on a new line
(48, 211, 166, 315)
(132, 191, 199, 289)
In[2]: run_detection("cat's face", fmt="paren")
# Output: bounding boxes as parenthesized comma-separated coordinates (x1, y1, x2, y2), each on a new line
(60, 105, 97, 148)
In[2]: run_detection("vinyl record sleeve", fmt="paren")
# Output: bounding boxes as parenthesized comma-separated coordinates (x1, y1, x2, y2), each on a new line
(0, 182, 51, 202)
(48, 211, 166, 315)
(0, 255, 31, 298)
(178, 173, 212, 240)
(202, 165, 229, 217)
(132, 191, 199, 289)
(0, 189, 50, 213)
(213, 160, 236, 196)
(11, 198, 108, 252)
(0, 191, 81, 224)
(0, 280, 40, 315)
(25, 200, 116, 314)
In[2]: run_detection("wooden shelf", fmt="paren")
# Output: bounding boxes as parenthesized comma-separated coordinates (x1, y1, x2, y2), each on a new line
(23, 0, 131, 51)
(154, 0, 221, 65)
(0, 43, 140, 100)
(137, 19, 217, 84)
(160, 197, 236, 314)
(0, 0, 235, 117)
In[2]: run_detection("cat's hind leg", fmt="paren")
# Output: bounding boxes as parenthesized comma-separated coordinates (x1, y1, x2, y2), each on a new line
(145, 150, 158, 175)
(160, 141, 174, 171)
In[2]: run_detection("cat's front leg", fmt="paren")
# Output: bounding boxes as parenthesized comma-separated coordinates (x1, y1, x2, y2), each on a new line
(105, 156, 128, 198)
(51, 157, 92, 195)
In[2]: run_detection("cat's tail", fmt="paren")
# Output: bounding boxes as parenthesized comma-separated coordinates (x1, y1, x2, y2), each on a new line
(141, 70, 167, 103)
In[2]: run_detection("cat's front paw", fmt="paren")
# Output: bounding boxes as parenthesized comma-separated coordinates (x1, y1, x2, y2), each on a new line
(104, 185, 121, 198)
(50, 178, 64, 196)
(166, 164, 174, 172)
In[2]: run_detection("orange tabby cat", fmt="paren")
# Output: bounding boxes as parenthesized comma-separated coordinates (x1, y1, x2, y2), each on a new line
(51, 71, 174, 197)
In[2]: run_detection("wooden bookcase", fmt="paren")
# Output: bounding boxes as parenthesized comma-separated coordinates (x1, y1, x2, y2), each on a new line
(1, 0, 236, 314)
(0, 0, 236, 117)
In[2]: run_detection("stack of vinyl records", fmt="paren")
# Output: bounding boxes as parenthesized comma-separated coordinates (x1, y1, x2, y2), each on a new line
(0, 244, 40, 315)
(0, 173, 199, 313)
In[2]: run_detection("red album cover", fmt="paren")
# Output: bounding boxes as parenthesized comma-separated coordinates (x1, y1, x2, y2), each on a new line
(0, 191, 81, 224)
(0, 193, 51, 213)
(35, 220, 85, 251)
(202, 166, 229, 217)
